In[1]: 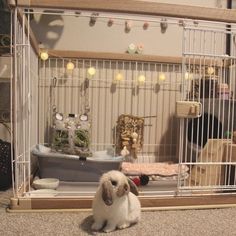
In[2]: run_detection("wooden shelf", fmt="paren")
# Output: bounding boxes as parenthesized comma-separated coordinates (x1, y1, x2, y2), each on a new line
(15, 0, 236, 23)
(47, 49, 183, 64)
(45, 49, 223, 66)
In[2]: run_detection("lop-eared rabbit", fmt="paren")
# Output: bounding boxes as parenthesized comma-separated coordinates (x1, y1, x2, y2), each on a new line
(92, 170, 141, 233)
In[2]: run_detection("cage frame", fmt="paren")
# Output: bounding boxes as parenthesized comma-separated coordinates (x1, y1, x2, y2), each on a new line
(7, 0, 236, 210)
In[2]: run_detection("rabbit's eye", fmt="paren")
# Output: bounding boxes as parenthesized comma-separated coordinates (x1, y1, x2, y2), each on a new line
(111, 180, 117, 186)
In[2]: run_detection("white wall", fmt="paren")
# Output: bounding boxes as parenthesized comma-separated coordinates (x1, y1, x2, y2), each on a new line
(31, 0, 227, 56)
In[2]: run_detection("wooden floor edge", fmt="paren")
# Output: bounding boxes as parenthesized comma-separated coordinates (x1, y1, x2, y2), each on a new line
(8, 194, 236, 211)
(6, 203, 236, 213)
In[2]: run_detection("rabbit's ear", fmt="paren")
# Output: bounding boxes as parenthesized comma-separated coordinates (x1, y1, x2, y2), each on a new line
(102, 181, 113, 206)
(127, 178, 139, 196)
(117, 183, 129, 197)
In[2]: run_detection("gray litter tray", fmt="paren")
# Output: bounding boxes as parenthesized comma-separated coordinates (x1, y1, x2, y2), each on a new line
(32, 144, 124, 182)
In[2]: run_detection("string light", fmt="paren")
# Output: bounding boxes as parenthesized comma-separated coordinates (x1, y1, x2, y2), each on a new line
(184, 72, 193, 80)
(138, 74, 146, 84)
(159, 73, 166, 81)
(207, 66, 215, 75)
(66, 61, 75, 71)
(87, 67, 96, 78)
(40, 50, 49, 61)
(115, 73, 124, 82)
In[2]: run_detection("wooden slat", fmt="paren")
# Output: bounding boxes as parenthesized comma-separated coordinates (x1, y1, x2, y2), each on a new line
(9, 195, 236, 210)
(17, 0, 236, 23)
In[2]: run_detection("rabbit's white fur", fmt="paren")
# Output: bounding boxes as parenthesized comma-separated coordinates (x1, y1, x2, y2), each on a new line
(92, 170, 141, 233)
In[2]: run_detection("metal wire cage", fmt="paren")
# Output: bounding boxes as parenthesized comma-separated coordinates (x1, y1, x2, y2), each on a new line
(11, 6, 236, 204)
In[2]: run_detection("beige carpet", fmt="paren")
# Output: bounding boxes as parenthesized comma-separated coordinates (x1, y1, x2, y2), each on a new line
(1, 190, 236, 235)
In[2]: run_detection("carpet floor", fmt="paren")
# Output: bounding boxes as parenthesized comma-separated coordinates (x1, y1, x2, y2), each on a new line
(1, 190, 236, 236)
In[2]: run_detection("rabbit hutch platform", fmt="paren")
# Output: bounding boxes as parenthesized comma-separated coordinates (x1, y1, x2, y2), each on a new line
(7, 0, 236, 211)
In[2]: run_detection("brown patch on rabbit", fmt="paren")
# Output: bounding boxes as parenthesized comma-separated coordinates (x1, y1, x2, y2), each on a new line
(117, 183, 129, 197)
(102, 180, 113, 206)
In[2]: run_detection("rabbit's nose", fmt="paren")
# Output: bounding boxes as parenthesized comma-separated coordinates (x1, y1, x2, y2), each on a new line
(104, 199, 113, 206)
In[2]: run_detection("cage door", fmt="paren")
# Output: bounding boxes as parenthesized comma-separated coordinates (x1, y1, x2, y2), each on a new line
(178, 24, 236, 195)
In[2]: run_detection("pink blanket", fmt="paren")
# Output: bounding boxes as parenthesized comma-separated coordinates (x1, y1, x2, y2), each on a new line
(121, 162, 189, 176)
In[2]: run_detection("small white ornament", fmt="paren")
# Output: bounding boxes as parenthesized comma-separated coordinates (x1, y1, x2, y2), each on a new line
(127, 43, 136, 54)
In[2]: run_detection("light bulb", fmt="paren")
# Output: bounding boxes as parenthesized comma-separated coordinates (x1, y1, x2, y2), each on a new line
(87, 67, 96, 78)
(185, 72, 189, 80)
(115, 73, 124, 81)
(185, 72, 193, 80)
(138, 74, 146, 84)
(66, 61, 75, 70)
(207, 66, 215, 75)
(40, 51, 49, 61)
(159, 73, 166, 81)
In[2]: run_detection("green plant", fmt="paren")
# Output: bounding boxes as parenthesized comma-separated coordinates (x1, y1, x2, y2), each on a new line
(74, 129, 90, 148)
(53, 130, 69, 147)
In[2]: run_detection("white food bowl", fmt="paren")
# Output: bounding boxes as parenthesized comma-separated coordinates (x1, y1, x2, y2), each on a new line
(33, 178, 59, 190)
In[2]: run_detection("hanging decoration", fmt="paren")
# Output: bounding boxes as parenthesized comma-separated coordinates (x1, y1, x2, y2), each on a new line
(89, 12, 99, 26)
(143, 21, 149, 30)
(116, 114, 144, 160)
(125, 20, 133, 33)
(107, 18, 114, 27)
(160, 18, 168, 33)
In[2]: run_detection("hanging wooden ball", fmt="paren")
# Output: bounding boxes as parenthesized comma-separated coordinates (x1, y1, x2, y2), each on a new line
(132, 132, 138, 139)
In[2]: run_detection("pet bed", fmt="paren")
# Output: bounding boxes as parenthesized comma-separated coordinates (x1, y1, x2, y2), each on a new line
(121, 162, 189, 181)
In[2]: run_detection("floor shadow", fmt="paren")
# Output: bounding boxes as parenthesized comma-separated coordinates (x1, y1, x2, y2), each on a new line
(80, 215, 97, 235)
(80, 214, 138, 235)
